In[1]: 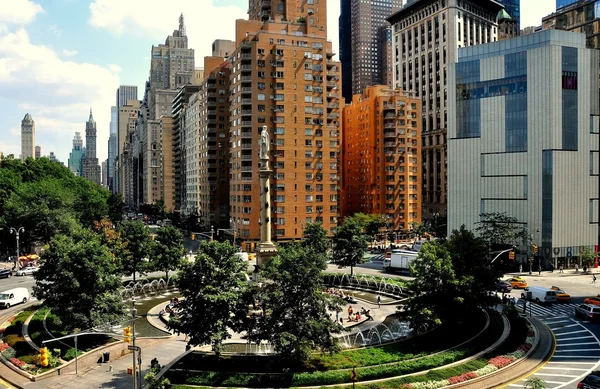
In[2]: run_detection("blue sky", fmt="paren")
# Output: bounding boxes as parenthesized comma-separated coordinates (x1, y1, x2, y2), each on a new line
(0, 0, 554, 166)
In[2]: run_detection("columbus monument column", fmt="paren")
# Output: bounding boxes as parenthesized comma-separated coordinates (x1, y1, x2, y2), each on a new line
(256, 126, 278, 267)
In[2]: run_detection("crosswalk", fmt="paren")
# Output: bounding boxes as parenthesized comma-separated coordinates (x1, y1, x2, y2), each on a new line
(514, 300, 579, 318)
(508, 316, 600, 388)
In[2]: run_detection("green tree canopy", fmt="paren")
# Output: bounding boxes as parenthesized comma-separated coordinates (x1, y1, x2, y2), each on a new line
(331, 216, 368, 276)
(169, 241, 249, 356)
(302, 222, 329, 257)
(151, 225, 185, 280)
(32, 228, 125, 331)
(117, 220, 151, 282)
(252, 242, 341, 362)
(351, 213, 382, 239)
(476, 212, 528, 246)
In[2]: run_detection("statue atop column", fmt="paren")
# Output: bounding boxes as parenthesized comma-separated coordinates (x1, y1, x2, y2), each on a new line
(259, 126, 269, 159)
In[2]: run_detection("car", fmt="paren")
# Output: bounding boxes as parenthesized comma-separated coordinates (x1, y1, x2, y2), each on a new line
(15, 267, 38, 276)
(584, 296, 600, 307)
(506, 277, 528, 289)
(550, 286, 571, 302)
(578, 370, 600, 388)
(0, 269, 12, 279)
(495, 281, 513, 293)
(575, 304, 600, 321)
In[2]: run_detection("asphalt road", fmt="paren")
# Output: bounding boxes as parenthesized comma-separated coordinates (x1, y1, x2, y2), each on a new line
(499, 273, 600, 388)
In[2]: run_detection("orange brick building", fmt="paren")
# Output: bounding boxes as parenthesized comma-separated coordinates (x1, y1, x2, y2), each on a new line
(228, 0, 342, 252)
(341, 85, 422, 235)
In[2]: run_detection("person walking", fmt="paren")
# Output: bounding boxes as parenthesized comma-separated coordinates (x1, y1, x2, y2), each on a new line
(593, 274, 597, 284)
(519, 264, 522, 274)
(377, 295, 381, 308)
(575, 263, 579, 273)
(538, 264, 541, 275)
(559, 264, 564, 273)
(522, 299, 527, 314)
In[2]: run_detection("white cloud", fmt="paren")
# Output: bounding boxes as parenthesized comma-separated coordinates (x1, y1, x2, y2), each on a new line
(0, 0, 43, 27)
(108, 64, 121, 73)
(0, 29, 119, 163)
(62, 49, 78, 57)
(48, 24, 62, 36)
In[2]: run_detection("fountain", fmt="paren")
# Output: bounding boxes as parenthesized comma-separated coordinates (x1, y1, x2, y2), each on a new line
(120, 277, 173, 300)
(340, 318, 413, 348)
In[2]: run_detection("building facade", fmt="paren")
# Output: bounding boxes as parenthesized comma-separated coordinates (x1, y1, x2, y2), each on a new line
(20, 113, 35, 161)
(388, 0, 503, 219)
(557, 0, 580, 9)
(230, 0, 342, 250)
(341, 85, 422, 233)
(108, 106, 118, 192)
(339, 0, 401, 102)
(448, 30, 599, 267)
(81, 109, 101, 185)
(497, 0, 520, 30)
(543, 0, 600, 49)
(116, 100, 141, 199)
(160, 115, 175, 212)
(35, 146, 41, 159)
(68, 132, 84, 176)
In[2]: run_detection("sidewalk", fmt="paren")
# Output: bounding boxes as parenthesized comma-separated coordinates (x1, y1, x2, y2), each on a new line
(505, 269, 598, 278)
(457, 316, 554, 389)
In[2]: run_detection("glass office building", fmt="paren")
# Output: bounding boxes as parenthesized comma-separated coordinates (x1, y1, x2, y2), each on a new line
(498, 0, 520, 29)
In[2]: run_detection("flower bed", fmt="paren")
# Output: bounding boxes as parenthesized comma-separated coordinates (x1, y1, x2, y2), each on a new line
(0, 309, 39, 372)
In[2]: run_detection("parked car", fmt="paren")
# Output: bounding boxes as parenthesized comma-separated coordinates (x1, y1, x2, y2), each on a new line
(15, 267, 38, 276)
(0, 269, 12, 279)
(550, 286, 571, 302)
(578, 371, 600, 388)
(495, 281, 513, 293)
(506, 277, 528, 289)
(583, 296, 600, 307)
(575, 304, 600, 321)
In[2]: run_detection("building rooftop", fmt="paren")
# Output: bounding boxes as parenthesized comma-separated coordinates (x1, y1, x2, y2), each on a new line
(388, 0, 504, 24)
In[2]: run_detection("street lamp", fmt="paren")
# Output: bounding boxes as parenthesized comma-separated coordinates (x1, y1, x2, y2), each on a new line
(210, 225, 214, 241)
(9, 227, 24, 271)
(230, 218, 238, 247)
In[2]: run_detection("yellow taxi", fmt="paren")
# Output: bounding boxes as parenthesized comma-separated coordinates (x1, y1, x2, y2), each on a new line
(550, 286, 571, 302)
(505, 277, 528, 289)
(584, 296, 600, 307)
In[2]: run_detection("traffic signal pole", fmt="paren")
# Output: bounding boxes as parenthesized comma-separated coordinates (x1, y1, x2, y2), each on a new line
(131, 307, 137, 389)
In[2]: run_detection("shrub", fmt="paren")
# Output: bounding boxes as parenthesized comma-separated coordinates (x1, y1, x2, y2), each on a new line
(473, 364, 497, 376)
(2, 347, 15, 360)
(63, 347, 84, 361)
(411, 380, 449, 389)
(489, 356, 513, 369)
(10, 357, 26, 368)
(19, 354, 38, 364)
(4, 334, 22, 347)
(448, 372, 477, 384)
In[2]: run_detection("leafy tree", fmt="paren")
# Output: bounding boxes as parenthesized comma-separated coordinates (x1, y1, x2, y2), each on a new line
(445, 226, 499, 310)
(409, 221, 427, 239)
(351, 213, 382, 240)
(331, 216, 368, 276)
(151, 225, 185, 280)
(106, 193, 124, 224)
(33, 228, 125, 331)
(252, 242, 342, 362)
(144, 370, 170, 389)
(580, 246, 596, 271)
(168, 241, 249, 357)
(476, 212, 528, 246)
(405, 241, 457, 330)
(117, 220, 151, 282)
(92, 218, 125, 262)
(302, 222, 329, 256)
(524, 377, 546, 389)
(72, 179, 109, 228)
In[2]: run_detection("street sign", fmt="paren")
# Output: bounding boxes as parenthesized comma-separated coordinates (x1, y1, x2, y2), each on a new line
(350, 368, 358, 382)
(128, 345, 140, 351)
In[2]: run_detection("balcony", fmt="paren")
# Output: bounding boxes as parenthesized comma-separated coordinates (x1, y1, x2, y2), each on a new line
(241, 76, 252, 82)
(241, 166, 253, 171)
(241, 144, 253, 149)
(241, 53, 252, 59)
(241, 64, 253, 70)
(241, 131, 252, 137)
(241, 120, 253, 126)
(241, 110, 253, 115)
(241, 154, 253, 160)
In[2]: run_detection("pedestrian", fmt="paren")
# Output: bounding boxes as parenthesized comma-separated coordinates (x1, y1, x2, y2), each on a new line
(335, 310, 339, 322)
(593, 274, 597, 283)
(538, 264, 541, 275)
(519, 264, 522, 274)
(377, 295, 381, 308)
(522, 300, 527, 313)
(575, 263, 579, 273)
(584, 265, 588, 273)
(559, 264, 564, 273)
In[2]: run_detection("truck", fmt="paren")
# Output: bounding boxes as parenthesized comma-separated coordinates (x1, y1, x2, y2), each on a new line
(524, 286, 557, 304)
(383, 250, 418, 272)
(0, 288, 30, 309)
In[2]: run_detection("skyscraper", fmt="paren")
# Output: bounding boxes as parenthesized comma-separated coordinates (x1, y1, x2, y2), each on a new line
(20, 113, 35, 161)
(388, 0, 503, 219)
(81, 109, 101, 185)
(556, 0, 578, 10)
(340, 0, 402, 102)
(229, 0, 342, 250)
(448, 30, 599, 268)
(68, 132, 84, 176)
(108, 106, 117, 192)
(116, 86, 138, 108)
(35, 146, 41, 159)
(497, 0, 520, 30)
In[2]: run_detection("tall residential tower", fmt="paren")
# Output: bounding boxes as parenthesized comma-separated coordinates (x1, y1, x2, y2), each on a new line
(20, 113, 35, 161)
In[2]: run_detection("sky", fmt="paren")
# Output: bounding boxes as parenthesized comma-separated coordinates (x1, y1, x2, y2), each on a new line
(0, 0, 556, 165)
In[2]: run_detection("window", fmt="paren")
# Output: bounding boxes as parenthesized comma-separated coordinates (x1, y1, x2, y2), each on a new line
(257, 93, 266, 100)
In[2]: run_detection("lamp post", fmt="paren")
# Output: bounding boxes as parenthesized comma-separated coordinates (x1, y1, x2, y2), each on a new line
(210, 225, 214, 242)
(9, 227, 24, 271)
(230, 218, 238, 247)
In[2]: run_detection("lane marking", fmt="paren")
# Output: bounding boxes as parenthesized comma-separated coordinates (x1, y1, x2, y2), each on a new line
(541, 367, 590, 371)
(535, 373, 580, 378)
(555, 330, 589, 336)
(547, 361, 597, 365)
(555, 348, 600, 352)
(556, 336, 595, 341)
(556, 342, 598, 346)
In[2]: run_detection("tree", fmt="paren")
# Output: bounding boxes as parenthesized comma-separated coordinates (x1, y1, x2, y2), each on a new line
(144, 370, 170, 389)
(405, 241, 457, 330)
(331, 216, 368, 276)
(168, 241, 249, 357)
(302, 222, 329, 256)
(445, 226, 499, 310)
(117, 220, 151, 282)
(409, 221, 427, 239)
(580, 246, 596, 271)
(32, 229, 125, 331)
(106, 193, 124, 224)
(524, 377, 546, 389)
(252, 242, 342, 362)
(476, 212, 528, 246)
(151, 225, 185, 280)
(351, 213, 382, 240)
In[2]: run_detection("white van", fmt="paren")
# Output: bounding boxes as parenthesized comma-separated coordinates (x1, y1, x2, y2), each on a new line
(0, 288, 30, 309)
(525, 286, 557, 304)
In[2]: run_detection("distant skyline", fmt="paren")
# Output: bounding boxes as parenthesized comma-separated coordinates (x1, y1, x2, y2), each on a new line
(0, 0, 555, 164)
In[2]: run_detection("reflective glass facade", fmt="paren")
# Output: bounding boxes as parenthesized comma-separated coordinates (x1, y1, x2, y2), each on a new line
(562, 46, 578, 150)
(498, 0, 520, 28)
(505, 52, 528, 152)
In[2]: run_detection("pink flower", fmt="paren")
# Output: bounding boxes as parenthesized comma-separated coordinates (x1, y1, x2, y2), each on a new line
(488, 356, 513, 368)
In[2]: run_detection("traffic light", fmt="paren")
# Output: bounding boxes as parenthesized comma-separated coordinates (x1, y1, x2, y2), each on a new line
(123, 326, 131, 343)
(509, 251, 515, 260)
(39, 347, 49, 367)
(532, 244, 538, 254)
